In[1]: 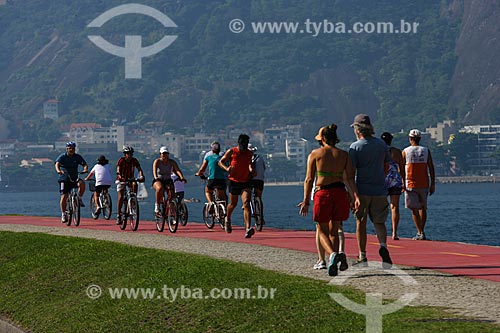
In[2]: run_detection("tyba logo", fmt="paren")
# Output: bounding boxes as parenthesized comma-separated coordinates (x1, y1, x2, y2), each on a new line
(87, 3, 177, 79)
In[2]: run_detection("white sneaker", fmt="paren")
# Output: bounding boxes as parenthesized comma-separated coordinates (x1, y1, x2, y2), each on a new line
(61, 213, 67, 223)
(154, 204, 160, 214)
(313, 260, 326, 270)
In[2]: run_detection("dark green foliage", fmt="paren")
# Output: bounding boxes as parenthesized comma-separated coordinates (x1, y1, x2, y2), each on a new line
(0, 0, 460, 139)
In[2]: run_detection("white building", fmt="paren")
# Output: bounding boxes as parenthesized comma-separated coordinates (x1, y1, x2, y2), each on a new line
(264, 124, 302, 153)
(43, 99, 59, 120)
(285, 138, 310, 168)
(461, 125, 500, 173)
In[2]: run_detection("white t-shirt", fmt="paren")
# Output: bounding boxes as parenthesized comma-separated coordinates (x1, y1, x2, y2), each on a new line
(171, 174, 184, 193)
(91, 164, 113, 186)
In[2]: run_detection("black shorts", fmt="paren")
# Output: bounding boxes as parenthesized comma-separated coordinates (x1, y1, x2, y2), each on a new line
(153, 178, 174, 188)
(59, 180, 78, 195)
(251, 179, 264, 192)
(207, 179, 227, 191)
(95, 185, 110, 193)
(388, 186, 403, 196)
(229, 180, 252, 196)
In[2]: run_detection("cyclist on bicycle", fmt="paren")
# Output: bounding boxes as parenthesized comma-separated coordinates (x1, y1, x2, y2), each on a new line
(84, 155, 112, 215)
(55, 141, 88, 223)
(249, 144, 266, 226)
(116, 146, 145, 224)
(152, 146, 187, 216)
(195, 141, 228, 209)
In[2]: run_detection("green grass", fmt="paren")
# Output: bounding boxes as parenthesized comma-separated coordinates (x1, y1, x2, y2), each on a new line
(0, 231, 497, 332)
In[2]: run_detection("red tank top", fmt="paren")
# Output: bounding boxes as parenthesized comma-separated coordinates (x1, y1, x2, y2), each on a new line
(228, 147, 252, 182)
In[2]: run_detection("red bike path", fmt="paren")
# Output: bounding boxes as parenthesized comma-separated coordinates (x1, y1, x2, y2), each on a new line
(1, 215, 499, 283)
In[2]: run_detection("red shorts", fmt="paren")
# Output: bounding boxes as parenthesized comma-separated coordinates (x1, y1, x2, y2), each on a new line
(313, 187, 350, 223)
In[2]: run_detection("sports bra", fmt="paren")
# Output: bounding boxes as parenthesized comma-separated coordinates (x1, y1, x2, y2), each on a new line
(317, 170, 343, 178)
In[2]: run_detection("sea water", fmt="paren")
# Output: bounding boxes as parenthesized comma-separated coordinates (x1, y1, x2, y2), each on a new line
(0, 182, 499, 247)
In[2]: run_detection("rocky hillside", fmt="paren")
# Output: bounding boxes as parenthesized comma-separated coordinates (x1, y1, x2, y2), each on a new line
(0, 0, 497, 142)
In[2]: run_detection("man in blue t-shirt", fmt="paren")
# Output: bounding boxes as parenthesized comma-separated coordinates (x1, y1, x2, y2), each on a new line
(54, 141, 88, 223)
(196, 141, 228, 205)
(348, 114, 392, 269)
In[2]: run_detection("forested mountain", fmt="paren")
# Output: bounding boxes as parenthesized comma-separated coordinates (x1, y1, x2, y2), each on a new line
(0, 0, 497, 142)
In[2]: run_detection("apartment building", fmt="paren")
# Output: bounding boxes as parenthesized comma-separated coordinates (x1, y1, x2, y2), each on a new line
(461, 125, 500, 173)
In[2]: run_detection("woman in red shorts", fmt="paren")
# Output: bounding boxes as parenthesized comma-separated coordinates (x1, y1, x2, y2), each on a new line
(298, 124, 360, 277)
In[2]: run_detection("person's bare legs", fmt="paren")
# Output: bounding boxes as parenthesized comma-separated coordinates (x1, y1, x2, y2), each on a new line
(411, 208, 423, 234)
(356, 216, 367, 258)
(241, 190, 251, 230)
(316, 227, 325, 262)
(390, 194, 401, 239)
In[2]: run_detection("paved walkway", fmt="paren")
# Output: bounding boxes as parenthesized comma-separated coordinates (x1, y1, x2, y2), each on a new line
(1, 215, 499, 282)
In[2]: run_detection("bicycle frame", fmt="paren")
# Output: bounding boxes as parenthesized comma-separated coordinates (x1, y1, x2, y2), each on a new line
(200, 176, 227, 230)
(89, 180, 112, 220)
(63, 171, 85, 227)
(119, 179, 140, 231)
(155, 181, 177, 233)
(249, 186, 263, 231)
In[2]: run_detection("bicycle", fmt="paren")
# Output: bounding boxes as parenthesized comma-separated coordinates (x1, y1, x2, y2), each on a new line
(199, 175, 226, 230)
(175, 193, 188, 226)
(154, 180, 178, 233)
(63, 171, 87, 227)
(118, 178, 140, 231)
(88, 179, 112, 220)
(249, 186, 263, 232)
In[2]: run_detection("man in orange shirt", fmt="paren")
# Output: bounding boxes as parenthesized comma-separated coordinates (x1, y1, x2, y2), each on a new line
(402, 129, 435, 240)
(218, 134, 255, 238)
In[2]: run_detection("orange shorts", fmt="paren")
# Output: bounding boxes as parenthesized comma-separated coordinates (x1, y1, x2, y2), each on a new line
(313, 187, 350, 223)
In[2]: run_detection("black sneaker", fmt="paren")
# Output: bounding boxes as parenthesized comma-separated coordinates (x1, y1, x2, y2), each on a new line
(352, 257, 368, 267)
(328, 253, 339, 277)
(225, 218, 232, 234)
(339, 253, 348, 271)
(245, 227, 255, 239)
(379, 246, 393, 269)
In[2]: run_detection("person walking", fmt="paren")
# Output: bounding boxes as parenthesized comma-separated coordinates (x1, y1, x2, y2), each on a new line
(381, 132, 405, 240)
(348, 114, 393, 268)
(402, 129, 435, 240)
(218, 134, 255, 238)
(299, 125, 359, 276)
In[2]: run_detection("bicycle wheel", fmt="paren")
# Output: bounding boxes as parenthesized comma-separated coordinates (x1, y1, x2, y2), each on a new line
(65, 196, 72, 226)
(203, 204, 215, 229)
(102, 193, 112, 220)
(217, 203, 226, 229)
(155, 203, 165, 232)
(72, 194, 81, 226)
(167, 200, 178, 233)
(178, 202, 188, 226)
(129, 196, 140, 231)
(119, 201, 128, 230)
(90, 196, 99, 220)
(253, 197, 263, 231)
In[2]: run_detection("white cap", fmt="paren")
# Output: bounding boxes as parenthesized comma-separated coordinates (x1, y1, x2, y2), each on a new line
(408, 129, 421, 138)
(159, 146, 169, 153)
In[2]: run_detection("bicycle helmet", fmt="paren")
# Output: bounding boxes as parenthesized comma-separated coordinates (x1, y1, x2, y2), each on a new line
(123, 145, 134, 154)
(66, 141, 76, 148)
